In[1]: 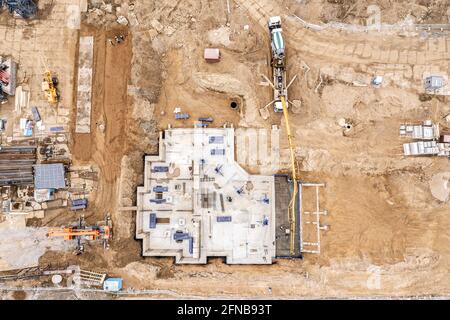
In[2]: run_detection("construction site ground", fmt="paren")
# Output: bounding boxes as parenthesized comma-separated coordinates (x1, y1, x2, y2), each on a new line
(1, 0, 450, 299)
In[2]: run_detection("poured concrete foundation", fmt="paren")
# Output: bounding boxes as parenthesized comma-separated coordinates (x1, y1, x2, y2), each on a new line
(136, 128, 276, 264)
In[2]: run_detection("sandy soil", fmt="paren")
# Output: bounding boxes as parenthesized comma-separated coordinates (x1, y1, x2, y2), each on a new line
(284, 0, 450, 25)
(40, 25, 137, 269)
(71, 25, 131, 221)
(6, 0, 449, 299)
(103, 0, 450, 298)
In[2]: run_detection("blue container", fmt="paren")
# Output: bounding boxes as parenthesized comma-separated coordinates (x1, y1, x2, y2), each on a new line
(175, 113, 189, 120)
(173, 232, 190, 241)
(103, 278, 123, 292)
(49, 126, 64, 132)
(217, 216, 232, 222)
(188, 237, 193, 254)
(72, 198, 88, 206)
(149, 213, 156, 229)
(153, 186, 168, 192)
(71, 204, 86, 211)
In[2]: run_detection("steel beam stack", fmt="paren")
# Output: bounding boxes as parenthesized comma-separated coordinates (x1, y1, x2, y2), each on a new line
(0, 145, 37, 186)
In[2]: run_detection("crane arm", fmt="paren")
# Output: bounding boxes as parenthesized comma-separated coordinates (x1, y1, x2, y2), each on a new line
(280, 95, 298, 256)
(47, 228, 100, 238)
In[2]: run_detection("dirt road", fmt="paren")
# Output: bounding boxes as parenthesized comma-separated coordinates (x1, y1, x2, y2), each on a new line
(71, 26, 132, 222)
(33, 0, 450, 299)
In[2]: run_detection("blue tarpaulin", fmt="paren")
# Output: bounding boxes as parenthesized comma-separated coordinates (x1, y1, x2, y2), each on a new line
(34, 163, 65, 189)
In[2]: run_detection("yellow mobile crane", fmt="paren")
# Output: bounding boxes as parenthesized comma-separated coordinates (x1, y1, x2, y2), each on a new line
(39, 56, 59, 104)
(42, 70, 59, 104)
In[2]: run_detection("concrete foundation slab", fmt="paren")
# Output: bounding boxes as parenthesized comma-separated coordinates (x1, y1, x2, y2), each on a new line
(136, 128, 277, 264)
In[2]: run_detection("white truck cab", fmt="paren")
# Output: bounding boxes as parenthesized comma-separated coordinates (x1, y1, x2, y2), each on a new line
(268, 16, 282, 29)
(274, 99, 288, 113)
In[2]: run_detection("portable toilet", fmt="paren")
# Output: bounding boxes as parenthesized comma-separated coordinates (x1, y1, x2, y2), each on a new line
(103, 278, 123, 292)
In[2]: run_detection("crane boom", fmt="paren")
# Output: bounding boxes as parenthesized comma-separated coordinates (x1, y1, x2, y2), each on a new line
(47, 226, 110, 240)
(280, 95, 298, 256)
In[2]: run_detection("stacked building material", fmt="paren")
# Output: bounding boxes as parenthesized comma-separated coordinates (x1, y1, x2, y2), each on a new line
(0, 145, 37, 186)
(400, 120, 450, 157)
(0, 57, 16, 104)
(399, 120, 439, 140)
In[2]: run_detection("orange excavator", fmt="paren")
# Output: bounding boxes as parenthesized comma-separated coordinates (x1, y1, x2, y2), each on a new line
(47, 215, 112, 255)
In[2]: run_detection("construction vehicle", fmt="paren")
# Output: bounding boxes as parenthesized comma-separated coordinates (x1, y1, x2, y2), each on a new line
(42, 70, 59, 104)
(269, 16, 287, 112)
(265, 17, 299, 256)
(262, 17, 297, 113)
(47, 214, 112, 255)
(268, 17, 285, 64)
(0, 0, 37, 19)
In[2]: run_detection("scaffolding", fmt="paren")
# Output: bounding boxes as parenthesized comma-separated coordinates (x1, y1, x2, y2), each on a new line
(299, 183, 327, 254)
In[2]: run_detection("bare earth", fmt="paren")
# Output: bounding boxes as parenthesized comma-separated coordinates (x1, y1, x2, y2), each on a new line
(1, 0, 450, 299)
